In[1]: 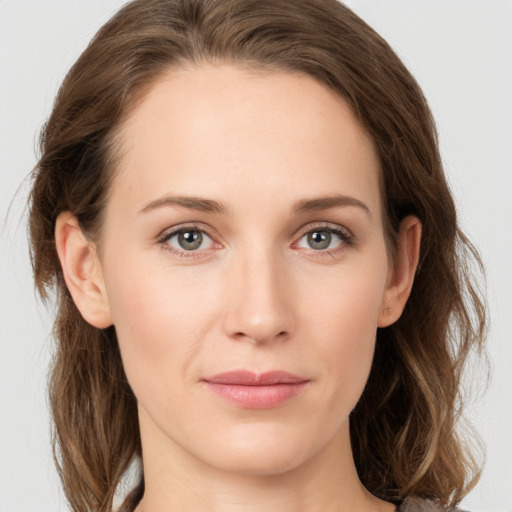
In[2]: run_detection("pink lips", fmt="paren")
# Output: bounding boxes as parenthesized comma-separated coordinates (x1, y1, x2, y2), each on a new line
(202, 371, 309, 409)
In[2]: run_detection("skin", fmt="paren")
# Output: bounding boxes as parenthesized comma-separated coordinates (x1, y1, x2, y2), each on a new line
(55, 64, 421, 512)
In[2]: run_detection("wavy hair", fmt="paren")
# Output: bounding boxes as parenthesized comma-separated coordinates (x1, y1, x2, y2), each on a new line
(28, 1, 486, 511)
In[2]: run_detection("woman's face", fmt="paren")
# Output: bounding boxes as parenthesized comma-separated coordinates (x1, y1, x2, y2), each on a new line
(93, 64, 402, 475)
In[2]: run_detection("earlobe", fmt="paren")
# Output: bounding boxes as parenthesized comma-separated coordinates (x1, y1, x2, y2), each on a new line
(378, 216, 422, 328)
(54, 212, 113, 329)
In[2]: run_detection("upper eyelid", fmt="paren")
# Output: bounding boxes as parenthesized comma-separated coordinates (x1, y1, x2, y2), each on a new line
(294, 221, 353, 239)
(157, 222, 217, 242)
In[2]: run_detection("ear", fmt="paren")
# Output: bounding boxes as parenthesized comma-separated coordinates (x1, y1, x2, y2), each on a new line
(378, 215, 422, 328)
(54, 212, 113, 329)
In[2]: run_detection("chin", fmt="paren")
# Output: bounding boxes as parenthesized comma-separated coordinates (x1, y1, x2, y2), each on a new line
(196, 424, 322, 476)
(208, 448, 309, 476)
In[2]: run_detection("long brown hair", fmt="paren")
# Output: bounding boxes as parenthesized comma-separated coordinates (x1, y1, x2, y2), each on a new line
(29, 1, 486, 511)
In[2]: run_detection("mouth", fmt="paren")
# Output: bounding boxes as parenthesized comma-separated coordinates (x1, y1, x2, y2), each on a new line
(202, 370, 310, 409)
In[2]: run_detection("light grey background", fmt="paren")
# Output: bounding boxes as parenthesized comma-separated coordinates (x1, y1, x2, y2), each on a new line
(1, 1, 511, 511)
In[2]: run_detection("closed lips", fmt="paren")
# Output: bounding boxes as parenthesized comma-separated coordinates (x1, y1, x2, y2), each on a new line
(203, 370, 309, 385)
(202, 371, 310, 409)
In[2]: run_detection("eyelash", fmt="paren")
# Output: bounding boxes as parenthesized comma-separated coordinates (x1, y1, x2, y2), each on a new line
(157, 222, 354, 259)
(157, 223, 217, 259)
(293, 224, 354, 258)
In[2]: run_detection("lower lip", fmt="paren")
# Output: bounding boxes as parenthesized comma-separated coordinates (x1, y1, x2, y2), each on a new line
(204, 382, 309, 409)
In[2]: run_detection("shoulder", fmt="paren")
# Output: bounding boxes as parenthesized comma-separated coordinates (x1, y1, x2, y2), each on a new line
(398, 497, 468, 512)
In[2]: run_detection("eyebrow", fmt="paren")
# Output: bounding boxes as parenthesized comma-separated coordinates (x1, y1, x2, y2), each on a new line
(292, 194, 372, 217)
(139, 195, 227, 214)
(139, 193, 371, 217)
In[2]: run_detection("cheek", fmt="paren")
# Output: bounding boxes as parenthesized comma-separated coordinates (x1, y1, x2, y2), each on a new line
(103, 255, 222, 400)
(300, 257, 388, 404)
(304, 253, 387, 339)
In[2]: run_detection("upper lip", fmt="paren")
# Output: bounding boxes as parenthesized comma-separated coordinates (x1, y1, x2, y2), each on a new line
(203, 370, 308, 385)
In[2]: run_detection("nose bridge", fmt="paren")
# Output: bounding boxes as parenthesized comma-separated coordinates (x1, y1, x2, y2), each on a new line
(223, 240, 295, 344)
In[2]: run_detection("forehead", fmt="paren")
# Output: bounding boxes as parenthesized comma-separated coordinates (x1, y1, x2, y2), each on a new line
(111, 64, 382, 217)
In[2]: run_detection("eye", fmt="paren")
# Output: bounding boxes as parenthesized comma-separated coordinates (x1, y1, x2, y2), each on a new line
(160, 227, 217, 255)
(295, 226, 353, 252)
(173, 230, 206, 251)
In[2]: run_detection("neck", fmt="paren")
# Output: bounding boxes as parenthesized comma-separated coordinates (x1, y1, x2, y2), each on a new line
(135, 410, 394, 512)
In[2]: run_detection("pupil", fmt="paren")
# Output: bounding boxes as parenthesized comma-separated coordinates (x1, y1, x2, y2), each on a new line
(178, 230, 202, 250)
(308, 230, 331, 250)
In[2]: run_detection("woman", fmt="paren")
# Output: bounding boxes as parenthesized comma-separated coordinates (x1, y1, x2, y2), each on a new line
(28, 0, 486, 511)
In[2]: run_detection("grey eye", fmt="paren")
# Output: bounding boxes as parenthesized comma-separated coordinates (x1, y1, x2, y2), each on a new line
(296, 227, 349, 252)
(307, 230, 332, 250)
(177, 230, 203, 250)
(161, 226, 217, 257)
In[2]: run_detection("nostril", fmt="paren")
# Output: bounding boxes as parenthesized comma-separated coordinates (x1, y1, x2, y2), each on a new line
(233, 330, 288, 344)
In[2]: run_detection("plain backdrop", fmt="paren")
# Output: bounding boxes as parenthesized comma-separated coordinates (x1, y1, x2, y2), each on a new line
(1, 1, 511, 511)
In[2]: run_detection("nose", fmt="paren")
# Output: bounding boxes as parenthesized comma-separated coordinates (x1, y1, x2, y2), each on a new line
(222, 246, 296, 344)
